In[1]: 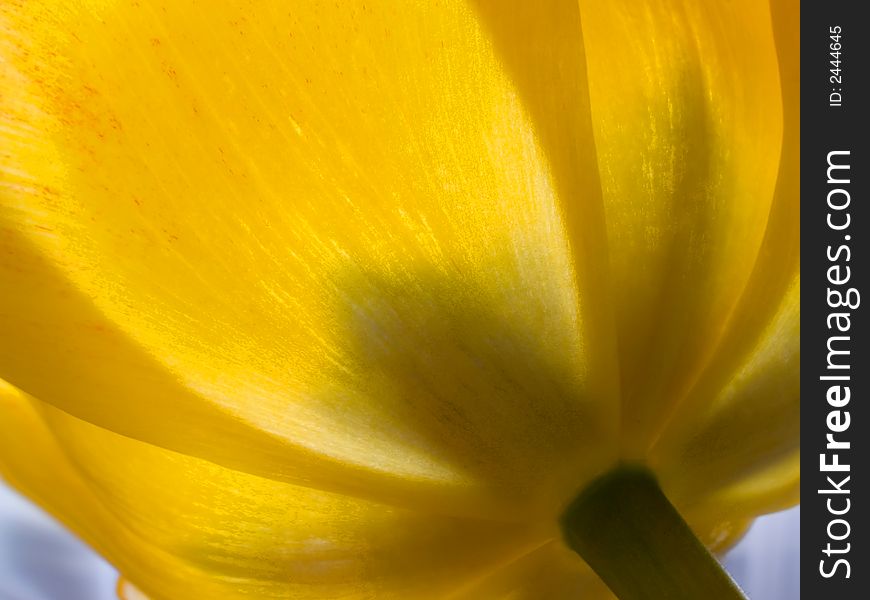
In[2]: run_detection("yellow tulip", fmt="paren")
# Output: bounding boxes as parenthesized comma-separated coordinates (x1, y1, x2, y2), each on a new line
(0, 0, 798, 598)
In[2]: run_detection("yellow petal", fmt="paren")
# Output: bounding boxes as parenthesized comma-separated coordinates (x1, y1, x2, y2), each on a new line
(0, 380, 228, 599)
(0, 381, 544, 599)
(651, 0, 799, 516)
(118, 579, 150, 600)
(578, 0, 789, 455)
(684, 453, 799, 528)
(1, 0, 616, 519)
(451, 541, 612, 600)
(653, 277, 799, 509)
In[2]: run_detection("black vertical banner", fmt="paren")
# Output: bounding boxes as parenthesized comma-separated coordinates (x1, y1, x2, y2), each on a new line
(802, 0, 869, 598)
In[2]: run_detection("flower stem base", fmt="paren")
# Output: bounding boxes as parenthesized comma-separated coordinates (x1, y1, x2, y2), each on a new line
(560, 467, 747, 600)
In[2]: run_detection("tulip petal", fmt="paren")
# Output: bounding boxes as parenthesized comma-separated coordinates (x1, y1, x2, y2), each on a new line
(651, 0, 800, 515)
(0, 381, 544, 599)
(450, 541, 612, 600)
(577, 0, 788, 454)
(117, 579, 149, 600)
(1, 0, 616, 518)
(0, 381, 228, 599)
(653, 277, 799, 513)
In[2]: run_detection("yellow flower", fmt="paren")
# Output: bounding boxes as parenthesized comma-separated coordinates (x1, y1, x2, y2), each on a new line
(0, 0, 798, 599)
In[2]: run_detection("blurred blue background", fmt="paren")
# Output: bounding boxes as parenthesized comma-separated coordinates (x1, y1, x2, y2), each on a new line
(0, 481, 798, 599)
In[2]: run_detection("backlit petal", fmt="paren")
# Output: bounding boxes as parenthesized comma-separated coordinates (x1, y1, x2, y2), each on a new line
(450, 541, 612, 600)
(652, 0, 800, 515)
(654, 278, 799, 509)
(117, 579, 149, 600)
(578, 0, 788, 455)
(1, 0, 615, 519)
(0, 381, 543, 599)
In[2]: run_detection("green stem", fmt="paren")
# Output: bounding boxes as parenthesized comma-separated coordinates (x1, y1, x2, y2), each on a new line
(560, 467, 747, 600)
